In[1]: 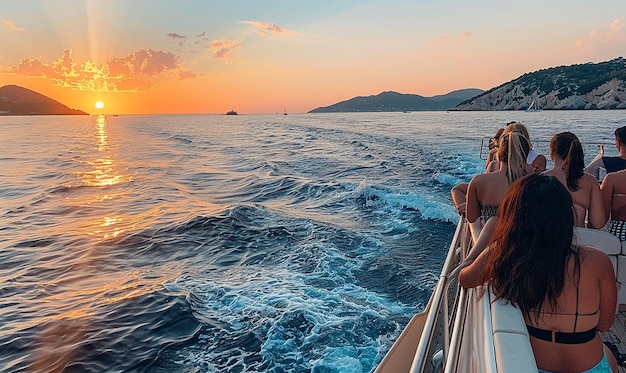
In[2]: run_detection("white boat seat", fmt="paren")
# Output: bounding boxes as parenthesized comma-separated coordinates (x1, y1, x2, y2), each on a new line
(488, 291, 537, 372)
(573, 227, 621, 255)
(574, 227, 625, 305)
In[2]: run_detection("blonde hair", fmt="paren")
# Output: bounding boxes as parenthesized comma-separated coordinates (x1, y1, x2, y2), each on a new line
(498, 131, 531, 184)
(504, 122, 532, 148)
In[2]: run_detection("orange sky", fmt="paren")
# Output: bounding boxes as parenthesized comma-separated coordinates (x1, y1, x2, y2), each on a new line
(1, 1, 624, 114)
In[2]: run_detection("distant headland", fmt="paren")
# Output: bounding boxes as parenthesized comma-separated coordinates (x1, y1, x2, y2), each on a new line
(0, 85, 88, 115)
(309, 57, 626, 113)
(308, 89, 484, 113)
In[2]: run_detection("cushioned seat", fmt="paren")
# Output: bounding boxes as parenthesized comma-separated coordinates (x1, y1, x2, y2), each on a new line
(574, 227, 621, 255)
(488, 292, 537, 372)
(574, 227, 625, 304)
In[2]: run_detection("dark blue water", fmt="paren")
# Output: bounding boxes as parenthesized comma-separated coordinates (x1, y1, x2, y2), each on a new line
(1, 111, 624, 372)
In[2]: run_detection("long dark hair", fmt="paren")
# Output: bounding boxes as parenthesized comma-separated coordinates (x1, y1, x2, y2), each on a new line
(480, 174, 578, 321)
(550, 132, 584, 191)
(616, 126, 626, 145)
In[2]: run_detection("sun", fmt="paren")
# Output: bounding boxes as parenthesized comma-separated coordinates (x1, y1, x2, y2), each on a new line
(95, 101, 104, 109)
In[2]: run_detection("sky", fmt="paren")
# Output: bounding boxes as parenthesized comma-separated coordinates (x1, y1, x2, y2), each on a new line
(0, 0, 624, 114)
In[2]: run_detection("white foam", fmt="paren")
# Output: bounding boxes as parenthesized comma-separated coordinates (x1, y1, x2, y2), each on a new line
(165, 251, 417, 372)
(354, 180, 460, 224)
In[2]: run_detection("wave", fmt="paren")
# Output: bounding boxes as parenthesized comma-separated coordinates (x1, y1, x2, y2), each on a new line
(354, 179, 459, 224)
(0, 290, 200, 373)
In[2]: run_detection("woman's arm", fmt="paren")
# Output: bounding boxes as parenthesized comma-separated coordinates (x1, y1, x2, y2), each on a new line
(531, 154, 547, 173)
(466, 176, 487, 243)
(464, 217, 497, 262)
(459, 248, 489, 288)
(451, 183, 468, 215)
(585, 150, 605, 180)
(600, 174, 615, 221)
(586, 174, 608, 229)
(595, 250, 617, 331)
(465, 177, 481, 224)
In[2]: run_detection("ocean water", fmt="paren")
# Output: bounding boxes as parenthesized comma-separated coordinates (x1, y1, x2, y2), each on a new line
(1, 111, 624, 372)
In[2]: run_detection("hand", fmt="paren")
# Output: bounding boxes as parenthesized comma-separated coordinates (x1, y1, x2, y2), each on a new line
(524, 163, 535, 174)
(598, 144, 604, 155)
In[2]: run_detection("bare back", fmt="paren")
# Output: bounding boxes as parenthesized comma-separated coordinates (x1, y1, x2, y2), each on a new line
(601, 169, 626, 221)
(528, 246, 616, 372)
(465, 170, 510, 224)
(543, 169, 606, 228)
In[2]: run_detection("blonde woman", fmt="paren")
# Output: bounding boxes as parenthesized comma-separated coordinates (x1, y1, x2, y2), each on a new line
(466, 131, 530, 242)
(487, 122, 546, 174)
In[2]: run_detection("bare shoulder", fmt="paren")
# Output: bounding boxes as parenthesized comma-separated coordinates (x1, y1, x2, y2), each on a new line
(604, 169, 626, 184)
(580, 173, 600, 188)
(578, 245, 615, 274)
(581, 172, 599, 183)
(543, 168, 556, 177)
(469, 172, 491, 186)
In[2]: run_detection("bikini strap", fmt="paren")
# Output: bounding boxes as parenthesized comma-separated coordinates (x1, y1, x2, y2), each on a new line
(573, 280, 579, 332)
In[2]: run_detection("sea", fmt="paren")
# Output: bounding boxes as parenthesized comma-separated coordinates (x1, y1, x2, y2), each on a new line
(1, 111, 625, 373)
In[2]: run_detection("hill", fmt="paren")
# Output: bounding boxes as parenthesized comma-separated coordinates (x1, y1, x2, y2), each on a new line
(454, 57, 626, 110)
(0, 85, 88, 115)
(308, 89, 484, 113)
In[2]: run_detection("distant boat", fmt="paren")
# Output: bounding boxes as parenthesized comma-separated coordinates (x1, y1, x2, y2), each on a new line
(283, 108, 288, 116)
(225, 108, 238, 115)
(525, 100, 542, 112)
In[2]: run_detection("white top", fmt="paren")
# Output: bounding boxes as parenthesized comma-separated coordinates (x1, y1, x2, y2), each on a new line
(527, 149, 540, 164)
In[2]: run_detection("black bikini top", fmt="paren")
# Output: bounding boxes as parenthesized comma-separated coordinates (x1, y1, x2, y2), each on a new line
(525, 270, 599, 344)
(526, 324, 597, 344)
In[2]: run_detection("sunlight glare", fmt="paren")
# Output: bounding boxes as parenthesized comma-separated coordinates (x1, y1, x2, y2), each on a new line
(95, 101, 104, 109)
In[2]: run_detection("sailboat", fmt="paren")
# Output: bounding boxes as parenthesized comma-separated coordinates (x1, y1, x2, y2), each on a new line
(525, 100, 542, 112)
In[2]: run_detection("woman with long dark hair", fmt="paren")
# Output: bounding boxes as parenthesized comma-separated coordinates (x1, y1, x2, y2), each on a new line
(460, 174, 618, 373)
(543, 131, 607, 228)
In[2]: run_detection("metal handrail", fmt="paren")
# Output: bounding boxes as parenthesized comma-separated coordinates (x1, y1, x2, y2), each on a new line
(409, 216, 469, 372)
(443, 286, 469, 373)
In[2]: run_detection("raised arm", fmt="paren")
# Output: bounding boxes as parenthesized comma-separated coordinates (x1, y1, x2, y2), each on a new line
(585, 146, 604, 180)
(530, 154, 547, 174)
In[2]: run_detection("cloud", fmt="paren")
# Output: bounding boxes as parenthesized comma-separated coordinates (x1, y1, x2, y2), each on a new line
(2, 19, 26, 31)
(459, 32, 473, 38)
(241, 21, 299, 37)
(167, 32, 186, 40)
(576, 18, 625, 54)
(209, 39, 240, 61)
(1, 48, 201, 92)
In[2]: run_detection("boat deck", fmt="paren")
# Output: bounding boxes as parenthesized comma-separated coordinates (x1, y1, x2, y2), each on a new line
(600, 307, 626, 372)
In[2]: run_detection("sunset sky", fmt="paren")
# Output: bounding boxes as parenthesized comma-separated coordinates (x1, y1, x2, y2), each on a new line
(1, 1, 624, 114)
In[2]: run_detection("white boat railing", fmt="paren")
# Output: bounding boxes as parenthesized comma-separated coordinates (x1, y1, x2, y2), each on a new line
(408, 216, 469, 372)
(394, 216, 537, 373)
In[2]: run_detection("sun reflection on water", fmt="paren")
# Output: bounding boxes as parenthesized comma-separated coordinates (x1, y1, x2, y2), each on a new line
(76, 114, 128, 187)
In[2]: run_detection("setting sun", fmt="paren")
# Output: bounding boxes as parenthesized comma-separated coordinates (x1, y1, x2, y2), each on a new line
(95, 101, 104, 110)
